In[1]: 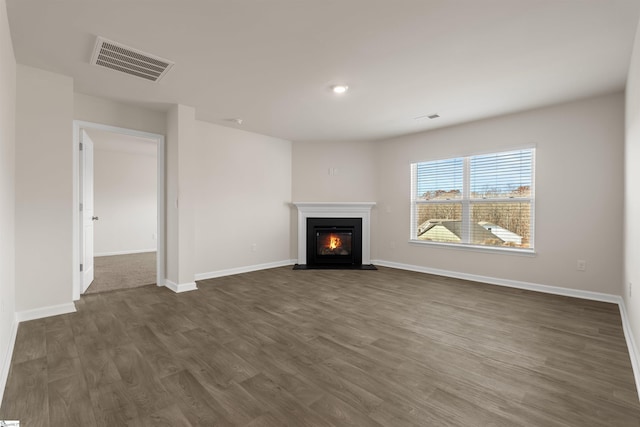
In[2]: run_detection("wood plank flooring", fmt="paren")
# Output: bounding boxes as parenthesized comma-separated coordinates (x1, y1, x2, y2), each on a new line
(1, 266, 639, 426)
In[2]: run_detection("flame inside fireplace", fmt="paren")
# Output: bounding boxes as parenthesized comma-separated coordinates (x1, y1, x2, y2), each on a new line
(329, 235, 341, 250)
(317, 231, 352, 256)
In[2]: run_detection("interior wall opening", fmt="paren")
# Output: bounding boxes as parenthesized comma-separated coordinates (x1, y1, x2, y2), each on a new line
(72, 121, 166, 300)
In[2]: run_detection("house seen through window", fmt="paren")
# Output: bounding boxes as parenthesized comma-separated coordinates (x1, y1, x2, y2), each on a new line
(410, 148, 535, 251)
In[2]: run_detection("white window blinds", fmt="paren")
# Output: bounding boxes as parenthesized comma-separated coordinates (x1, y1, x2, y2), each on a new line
(415, 158, 463, 201)
(470, 150, 533, 199)
(411, 148, 534, 251)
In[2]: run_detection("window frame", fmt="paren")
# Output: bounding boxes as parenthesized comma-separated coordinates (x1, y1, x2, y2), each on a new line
(410, 148, 535, 254)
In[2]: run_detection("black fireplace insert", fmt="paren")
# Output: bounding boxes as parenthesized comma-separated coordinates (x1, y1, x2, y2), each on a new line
(306, 217, 362, 267)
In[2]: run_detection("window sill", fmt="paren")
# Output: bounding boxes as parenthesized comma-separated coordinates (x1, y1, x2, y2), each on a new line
(408, 239, 537, 256)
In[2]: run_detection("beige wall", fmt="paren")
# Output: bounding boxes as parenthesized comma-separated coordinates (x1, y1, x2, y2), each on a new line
(15, 65, 74, 311)
(73, 95, 295, 284)
(166, 104, 197, 286)
(92, 135, 157, 256)
(74, 93, 166, 135)
(291, 140, 377, 202)
(291, 140, 377, 259)
(194, 121, 292, 275)
(375, 93, 624, 294)
(625, 17, 640, 377)
(165, 106, 180, 284)
(0, 0, 16, 393)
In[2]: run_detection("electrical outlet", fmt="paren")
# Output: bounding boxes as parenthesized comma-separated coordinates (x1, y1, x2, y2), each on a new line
(577, 260, 586, 271)
(251, 243, 257, 252)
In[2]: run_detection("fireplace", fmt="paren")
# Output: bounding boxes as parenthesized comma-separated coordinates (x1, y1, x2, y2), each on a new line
(292, 201, 376, 270)
(306, 217, 362, 267)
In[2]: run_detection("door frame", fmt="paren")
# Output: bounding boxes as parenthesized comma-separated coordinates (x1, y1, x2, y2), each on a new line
(72, 120, 166, 300)
(79, 129, 95, 293)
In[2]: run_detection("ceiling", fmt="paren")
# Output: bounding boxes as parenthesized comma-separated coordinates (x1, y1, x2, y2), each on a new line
(7, 0, 640, 142)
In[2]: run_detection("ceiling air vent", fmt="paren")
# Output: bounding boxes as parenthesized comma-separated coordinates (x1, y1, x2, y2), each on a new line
(90, 36, 174, 82)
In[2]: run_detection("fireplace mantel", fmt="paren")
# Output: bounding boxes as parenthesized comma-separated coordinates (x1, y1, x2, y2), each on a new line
(293, 202, 375, 265)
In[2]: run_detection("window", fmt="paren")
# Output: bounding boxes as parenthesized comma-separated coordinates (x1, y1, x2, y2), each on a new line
(411, 148, 534, 251)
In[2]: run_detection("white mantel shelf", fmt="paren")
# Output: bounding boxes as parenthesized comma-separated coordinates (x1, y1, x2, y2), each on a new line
(293, 202, 376, 265)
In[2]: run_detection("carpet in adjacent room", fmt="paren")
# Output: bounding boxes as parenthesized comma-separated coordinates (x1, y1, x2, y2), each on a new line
(85, 251, 156, 294)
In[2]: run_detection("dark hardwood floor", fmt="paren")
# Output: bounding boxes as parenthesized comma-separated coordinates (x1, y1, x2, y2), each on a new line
(1, 266, 639, 426)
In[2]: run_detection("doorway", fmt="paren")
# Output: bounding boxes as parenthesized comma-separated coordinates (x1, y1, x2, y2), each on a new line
(72, 121, 165, 300)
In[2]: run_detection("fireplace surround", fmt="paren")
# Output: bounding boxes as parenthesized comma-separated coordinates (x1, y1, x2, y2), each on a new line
(292, 202, 376, 269)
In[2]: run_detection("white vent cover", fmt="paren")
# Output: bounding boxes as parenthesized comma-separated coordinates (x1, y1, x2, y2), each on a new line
(90, 36, 174, 82)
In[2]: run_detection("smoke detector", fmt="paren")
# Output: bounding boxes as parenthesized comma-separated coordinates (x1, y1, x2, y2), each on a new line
(90, 36, 174, 82)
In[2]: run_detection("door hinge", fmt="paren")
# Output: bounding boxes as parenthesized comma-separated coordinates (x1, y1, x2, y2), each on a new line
(80, 203, 83, 211)
(80, 263, 83, 272)
(79, 142, 83, 151)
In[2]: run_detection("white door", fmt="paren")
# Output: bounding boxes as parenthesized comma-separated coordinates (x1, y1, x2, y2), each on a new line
(80, 130, 95, 292)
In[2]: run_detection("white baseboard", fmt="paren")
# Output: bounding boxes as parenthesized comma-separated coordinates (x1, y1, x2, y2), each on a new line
(0, 316, 18, 407)
(371, 259, 620, 303)
(372, 258, 639, 400)
(16, 302, 77, 323)
(2, 302, 77, 402)
(195, 259, 296, 281)
(618, 299, 640, 400)
(94, 248, 157, 257)
(164, 280, 197, 293)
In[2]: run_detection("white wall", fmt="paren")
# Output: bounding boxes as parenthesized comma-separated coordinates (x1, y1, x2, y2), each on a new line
(91, 130, 157, 256)
(74, 93, 166, 135)
(194, 121, 292, 276)
(15, 65, 74, 312)
(0, 0, 16, 398)
(166, 104, 197, 287)
(374, 93, 624, 295)
(291, 140, 377, 202)
(624, 18, 640, 377)
(291, 140, 377, 259)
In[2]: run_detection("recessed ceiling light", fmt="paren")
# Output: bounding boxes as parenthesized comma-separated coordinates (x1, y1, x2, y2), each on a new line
(331, 85, 349, 94)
